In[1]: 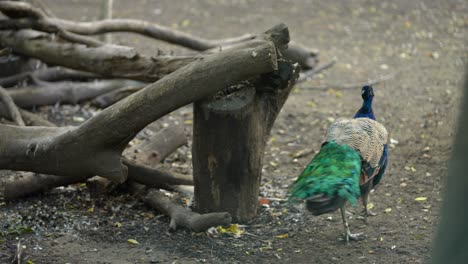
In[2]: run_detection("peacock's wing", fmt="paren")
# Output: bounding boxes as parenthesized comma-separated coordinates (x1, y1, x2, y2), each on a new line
(325, 118, 388, 168)
(372, 144, 389, 186)
(325, 117, 388, 188)
(289, 141, 362, 206)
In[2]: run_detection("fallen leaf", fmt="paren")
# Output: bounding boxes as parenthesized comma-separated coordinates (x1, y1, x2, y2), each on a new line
(259, 198, 270, 206)
(367, 203, 374, 209)
(113, 222, 123, 228)
(384, 208, 392, 213)
(276, 233, 289, 239)
(127, 239, 139, 245)
(87, 207, 94, 213)
(181, 19, 190, 27)
(415, 197, 427, 202)
(217, 224, 245, 238)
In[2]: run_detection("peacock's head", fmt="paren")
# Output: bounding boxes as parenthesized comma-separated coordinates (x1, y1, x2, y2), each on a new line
(361, 85, 374, 100)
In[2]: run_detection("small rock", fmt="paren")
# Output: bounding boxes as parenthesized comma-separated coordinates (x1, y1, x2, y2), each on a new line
(380, 64, 389, 70)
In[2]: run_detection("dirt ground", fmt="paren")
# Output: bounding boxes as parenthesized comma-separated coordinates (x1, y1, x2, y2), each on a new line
(1, 0, 467, 263)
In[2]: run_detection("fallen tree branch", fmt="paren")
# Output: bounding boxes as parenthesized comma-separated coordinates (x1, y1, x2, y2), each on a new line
(297, 59, 336, 84)
(8, 79, 143, 107)
(88, 124, 189, 194)
(50, 18, 256, 51)
(125, 124, 187, 167)
(1, 123, 189, 200)
(0, 101, 55, 126)
(18, 109, 55, 126)
(0, 1, 317, 71)
(0, 66, 99, 88)
(0, 47, 11, 56)
(27, 0, 56, 18)
(281, 42, 319, 70)
(0, 1, 253, 51)
(99, 0, 113, 43)
(0, 29, 201, 82)
(0, 36, 278, 183)
(143, 189, 232, 232)
(91, 86, 143, 108)
(0, 1, 317, 70)
(0, 86, 25, 125)
(0, 1, 105, 47)
(124, 158, 193, 187)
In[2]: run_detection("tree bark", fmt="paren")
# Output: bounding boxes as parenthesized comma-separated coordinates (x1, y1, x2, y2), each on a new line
(0, 39, 278, 184)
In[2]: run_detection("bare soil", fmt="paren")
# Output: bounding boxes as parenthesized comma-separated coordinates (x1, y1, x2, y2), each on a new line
(1, 0, 467, 263)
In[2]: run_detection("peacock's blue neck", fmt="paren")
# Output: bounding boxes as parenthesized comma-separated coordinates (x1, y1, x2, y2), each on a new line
(354, 98, 375, 120)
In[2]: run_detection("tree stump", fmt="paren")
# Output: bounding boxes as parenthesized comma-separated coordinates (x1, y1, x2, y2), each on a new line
(192, 60, 299, 222)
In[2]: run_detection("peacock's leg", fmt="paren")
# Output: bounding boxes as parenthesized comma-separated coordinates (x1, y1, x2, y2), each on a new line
(361, 187, 377, 224)
(340, 206, 363, 243)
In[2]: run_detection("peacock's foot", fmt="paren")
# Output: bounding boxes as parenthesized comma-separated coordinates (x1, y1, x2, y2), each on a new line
(361, 208, 377, 224)
(365, 209, 378, 216)
(344, 230, 364, 243)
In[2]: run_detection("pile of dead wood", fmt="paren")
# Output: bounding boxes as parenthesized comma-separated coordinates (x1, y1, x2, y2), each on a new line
(0, 1, 321, 230)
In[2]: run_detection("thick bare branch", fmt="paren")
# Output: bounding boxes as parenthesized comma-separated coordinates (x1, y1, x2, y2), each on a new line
(0, 40, 278, 183)
(8, 79, 143, 107)
(0, 2, 104, 46)
(124, 158, 193, 187)
(0, 101, 55, 126)
(0, 29, 200, 82)
(144, 189, 232, 232)
(1, 125, 189, 200)
(91, 86, 143, 108)
(125, 124, 187, 167)
(0, 1, 316, 70)
(88, 124, 189, 194)
(0, 86, 25, 126)
(0, 1, 253, 51)
(18, 109, 55, 126)
(0, 1, 46, 19)
(0, 66, 99, 88)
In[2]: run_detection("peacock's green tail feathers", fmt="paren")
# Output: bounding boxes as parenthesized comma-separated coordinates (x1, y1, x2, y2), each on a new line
(289, 141, 362, 206)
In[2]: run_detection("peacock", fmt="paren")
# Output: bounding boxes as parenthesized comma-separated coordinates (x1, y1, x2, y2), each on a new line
(289, 85, 389, 242)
